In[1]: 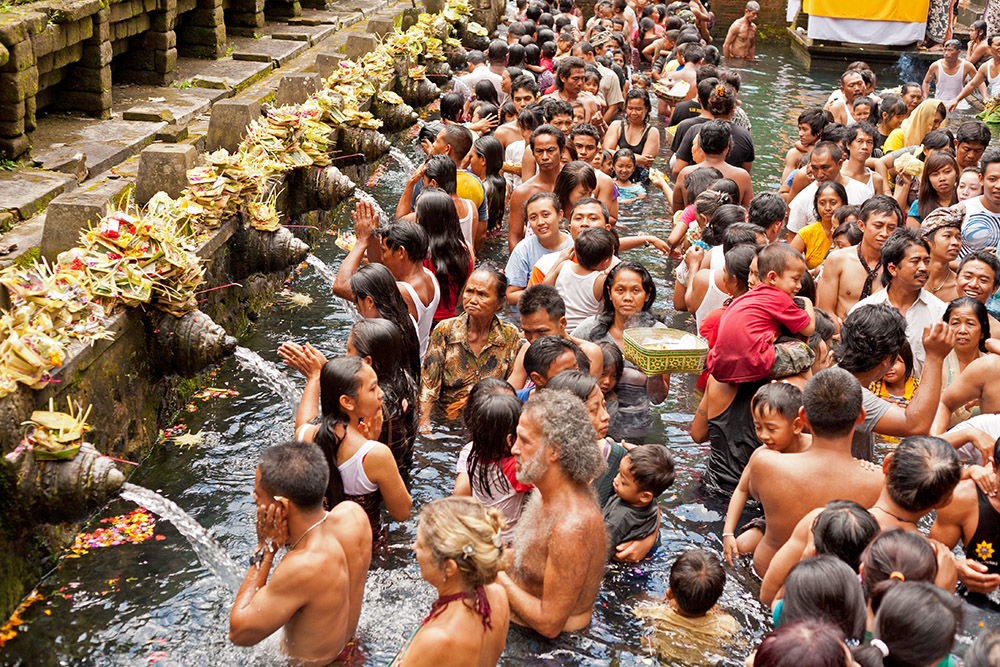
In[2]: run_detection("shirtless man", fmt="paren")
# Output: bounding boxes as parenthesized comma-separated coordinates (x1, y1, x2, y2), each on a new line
(546, 56, 600, 126)
(570, 123, 619, 225)
(931, 439, 1000, 595)
(829, 70, 866, 126)
(495, 76, 539, 150)
(508, 125, 566, 252)
(508, 284, 604, 387)
(722, 1, 759, 59)
(923, 40, 983, 107)
(937, 353, 1000, 424)
(816, 195, 900, 321)
(230, 442, 372, 664)
(742, 368, 883, 576)
(673, 120, 753, 208)
(498, 390, 608, 638)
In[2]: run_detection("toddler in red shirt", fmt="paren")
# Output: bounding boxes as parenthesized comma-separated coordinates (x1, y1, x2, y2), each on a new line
(706, 243, 816, 383)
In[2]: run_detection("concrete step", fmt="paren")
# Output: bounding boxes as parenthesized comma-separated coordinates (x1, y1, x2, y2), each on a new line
(268, 23, 336, 45)
(230, 35, 310, 66)
(0, 169, 77, 221)
(29, 117, 167, 179)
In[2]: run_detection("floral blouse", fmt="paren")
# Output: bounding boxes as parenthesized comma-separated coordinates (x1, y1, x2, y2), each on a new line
(419, 314, 523, 417)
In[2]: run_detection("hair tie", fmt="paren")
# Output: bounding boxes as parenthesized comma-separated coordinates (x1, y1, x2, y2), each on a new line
(462, 542, 476, 559)
(870, 638, 890, 657)
(889, 571, 905, 581)
(715, 84, 725, 96)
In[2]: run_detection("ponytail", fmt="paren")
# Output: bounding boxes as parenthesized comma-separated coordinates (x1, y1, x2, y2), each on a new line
(314, 356, 365, 508)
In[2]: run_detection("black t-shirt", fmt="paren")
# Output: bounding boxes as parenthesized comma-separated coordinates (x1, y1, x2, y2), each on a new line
(669, 100, 702, 127)
(671, 116, 756, 168)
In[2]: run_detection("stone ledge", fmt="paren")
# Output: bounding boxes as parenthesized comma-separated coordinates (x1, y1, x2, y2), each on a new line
(0, 168, 77, 220)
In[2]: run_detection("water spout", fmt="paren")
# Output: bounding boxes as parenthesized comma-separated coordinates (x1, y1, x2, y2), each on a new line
(120, 482, 243, 592)
(233, 346, 299, 406)
(388, 147, 417, 173)
(306, 254, 362, 322)
(352, 188, 387, 223)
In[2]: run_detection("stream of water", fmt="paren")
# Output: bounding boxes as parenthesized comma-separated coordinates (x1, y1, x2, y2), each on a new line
(1, 44, 995, 666)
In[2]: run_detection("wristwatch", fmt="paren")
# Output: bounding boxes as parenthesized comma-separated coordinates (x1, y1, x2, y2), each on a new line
(249, 547, 268, 567)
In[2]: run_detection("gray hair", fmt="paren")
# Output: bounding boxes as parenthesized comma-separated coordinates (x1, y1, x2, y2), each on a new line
(524, 389, 606, 484)
(746, 1, 760, 9)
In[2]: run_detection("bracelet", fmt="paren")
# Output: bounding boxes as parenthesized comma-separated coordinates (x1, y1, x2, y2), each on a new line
(722, 532, 735, 537)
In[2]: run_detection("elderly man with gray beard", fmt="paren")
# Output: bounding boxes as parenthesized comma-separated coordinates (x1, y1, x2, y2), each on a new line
(497, 389, 608, 638)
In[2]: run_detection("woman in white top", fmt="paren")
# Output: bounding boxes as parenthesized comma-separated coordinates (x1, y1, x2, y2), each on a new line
(283, 354, 412, 531)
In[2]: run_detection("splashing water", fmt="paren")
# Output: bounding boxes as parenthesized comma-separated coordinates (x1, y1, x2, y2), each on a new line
(233, 346, 299, 405)
(305, 254, 362, 322)
(388, 146, 417, 173)
(352, 188, 387, 222)
(120, 483, 243, 593)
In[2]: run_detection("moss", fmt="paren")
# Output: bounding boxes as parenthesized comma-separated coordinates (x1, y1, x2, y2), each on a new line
(12, 247, 39, 269)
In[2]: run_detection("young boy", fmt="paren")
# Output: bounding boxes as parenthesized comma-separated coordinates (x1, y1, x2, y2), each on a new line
(634, 549, 738, 663)
(505, 192, 572, 307)
(722, 382, 810, 565)
(602, 444, 676, 561)
(780, 107, 828, 193)
(551, 227, 616, 330)
(706, 243, 816, 384)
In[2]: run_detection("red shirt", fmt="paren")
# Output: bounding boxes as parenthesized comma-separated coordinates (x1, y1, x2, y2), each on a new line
(426, 252, 475, 324)
(706, 284, 811, 383)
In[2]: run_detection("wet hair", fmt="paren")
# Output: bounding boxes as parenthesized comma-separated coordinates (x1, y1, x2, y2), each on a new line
(416, 187, 473, 301)
(811, 308, 836, 346)
(524, 191, 562, 223)
(748, 191, 787, 232)
(720, 243, 755, 295)
(860, 194, 904, 228)
(474, 136, 507, 233)
(543, 98, 573, 123)
(851, 96, 875, 116)
(892, 338, 915, 381)
(757, 242, 805, 279)
(943, 296, 990, 352)
(440, 92, 465, 122)
(472, 101, 499, 128)
(751, 382, 803, 421)
(524, 335, 584, 381)
(965, 628, 1000, 667)
(530, 123, 567, 151)
(885, 435, 960, 513)
(554, 160, 597, 214)
(798, 107, 830, 136)
(545, 369, 600, 404)
(569, 197, 610, 227)
(425, 153, 458, 194)
(879, 227, 929, 287)
(982, 146, 1000, 173)
(780, 556, 867, 641)
(798, 269, 816, 302)
(853, 582, 962, 667)
(349, 318, 417, 428)
(844, 121, 876, 153)
(470, 262, 508, 302)
(699, 119, 731, 155)
(819, 123, 848, 147)
(506, 43, 526, 69)
(518, 105, 544, 133)
(501, 100, 517, 124)
(512, 74, 539, 98)
(832, 219, 863, 247)
(624, 87, 652, 123)
(598, 340, 624, 385)
(570, 122, 602, 146)
(971, 19, 988, 39)
(755, 620, 851, 667)
(917, 151, 959, 219)
(813, 180, 848, 221)
(669, 549, 726, 615)
(956, 119, 991, 147)
(625, 444, 675, 496)
(314, 356, 366, 507)
(418, 497, 506, 588)
(958, 250, 1000, 289)
(378, 219, 429, 262)
(574, 227, 615, 270)
(709, 178, 741, 204)
(612, 147, 636, 170)
(704, 82, 736, 117)
(860, 528, 938, 614)
(834, 303, 907, 374)
(350, 263, 420, 378)
(591, 261, 658, 335)
(464, 389, 522, 497)
(258, 441, 329, 509)
(802, 367, 863, 438)
(922, 128, 954, 153)
(487, 39, 509, 64)
(702, 204, 746, 246)
(519, 283, 566, 321)
(524, 389, 605, 484)
(440, 124, 475, 161)
(722, 222, 762, 253)
(555, 55, 586, 90)
(683, 166, 725, 204)
(811, 500, 880, 573)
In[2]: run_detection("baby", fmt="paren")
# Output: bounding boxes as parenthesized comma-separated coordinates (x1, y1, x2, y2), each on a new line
(602, 444, 676, 561)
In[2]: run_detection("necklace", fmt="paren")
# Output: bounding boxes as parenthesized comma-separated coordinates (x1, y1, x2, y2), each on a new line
(857, 244, 880, 300)
(926, 269, 953, 294)
(872, 505, 918, 526)
(289, 513, 328, 551)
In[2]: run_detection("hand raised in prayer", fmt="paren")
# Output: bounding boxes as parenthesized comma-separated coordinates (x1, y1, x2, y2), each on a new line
(256, 501, 289, 552)
(278, 341, 327, 382)
(359, 408, 384, 441)
(352, 200, 380, 240)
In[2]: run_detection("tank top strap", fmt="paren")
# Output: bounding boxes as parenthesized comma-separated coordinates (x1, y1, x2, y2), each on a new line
(295, 423, 314, 442)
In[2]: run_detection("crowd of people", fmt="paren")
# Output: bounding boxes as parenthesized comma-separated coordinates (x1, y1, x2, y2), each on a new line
(223, 0, 1000, 664)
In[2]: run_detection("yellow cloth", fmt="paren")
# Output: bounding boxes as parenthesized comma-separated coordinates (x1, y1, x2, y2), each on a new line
(798, 221, 833, 269)
(883, 128, 906, 153)
(804, 0, 929, 22)
(634, 603, 740, 664)
(900, 99, 945, 148)
(456, 171, 486, 210)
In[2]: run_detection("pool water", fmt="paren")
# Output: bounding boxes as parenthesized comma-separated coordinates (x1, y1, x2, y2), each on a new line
(1, 44, 994, 667)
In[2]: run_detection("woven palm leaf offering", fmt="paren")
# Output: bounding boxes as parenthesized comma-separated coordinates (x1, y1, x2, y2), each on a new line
(20, 397, 93, 461)
(623, 328, 709, 375)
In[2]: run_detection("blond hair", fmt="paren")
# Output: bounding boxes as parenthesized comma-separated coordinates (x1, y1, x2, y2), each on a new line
(418, 497, 506, 588)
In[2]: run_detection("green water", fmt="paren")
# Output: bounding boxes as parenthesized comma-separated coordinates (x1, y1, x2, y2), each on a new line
(0, 44, 991, 666)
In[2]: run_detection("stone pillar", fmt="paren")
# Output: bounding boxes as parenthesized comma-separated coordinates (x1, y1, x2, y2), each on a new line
(0, 13, 42, 158)
(58, 8, 112, 119)
(206, 99, 260, 152)
(134, 143, 197, 205)
(176, 0, 226, 59)
(41, 179, 131, 262)
(224, 0, 265, 37)
(264, 0, 302, 20)
(275, 72, 319, 106)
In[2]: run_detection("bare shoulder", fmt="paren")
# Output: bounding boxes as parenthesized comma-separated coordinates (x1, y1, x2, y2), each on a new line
(328, 501, 371, 539)
(404, 624, 478, 665)
(824, 246, 850, 268)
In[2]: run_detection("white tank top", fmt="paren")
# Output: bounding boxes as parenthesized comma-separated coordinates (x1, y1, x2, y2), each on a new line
(709, 245, 726, 272)
(556, 265, 604, 331)
(936, 60, 967, 102)
(398, 269, 441, 359)
(694, 270, 730, 330)
(988, 60, 1000, 96)
(457, 197, 476, 252)
(338, 440, 380, 496)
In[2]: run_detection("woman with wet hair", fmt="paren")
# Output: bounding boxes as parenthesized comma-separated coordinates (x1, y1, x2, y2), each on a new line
(468, 136, 507, 236)
(347, 263, 422, 380)
(752, 620, 856, 667)
(603, 88, 658, 182)
(415, 187, 475, 325)
(774, 556, 867, 642)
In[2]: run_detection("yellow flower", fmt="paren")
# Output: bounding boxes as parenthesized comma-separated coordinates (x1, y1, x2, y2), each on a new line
(975, 540, 995, 561)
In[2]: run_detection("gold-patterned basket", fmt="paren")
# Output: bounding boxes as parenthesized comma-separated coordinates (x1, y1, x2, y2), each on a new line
(623, 328, 709, 376)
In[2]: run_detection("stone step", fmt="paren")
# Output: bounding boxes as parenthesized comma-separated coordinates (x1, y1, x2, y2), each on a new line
(230, 35, 309, 66)
(30, 117, 167, 179)
(268, 23, 335, 45)
(183, 57, 274, 92)
(120, 87, 227, 126)
(0, 169, 77, 221)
